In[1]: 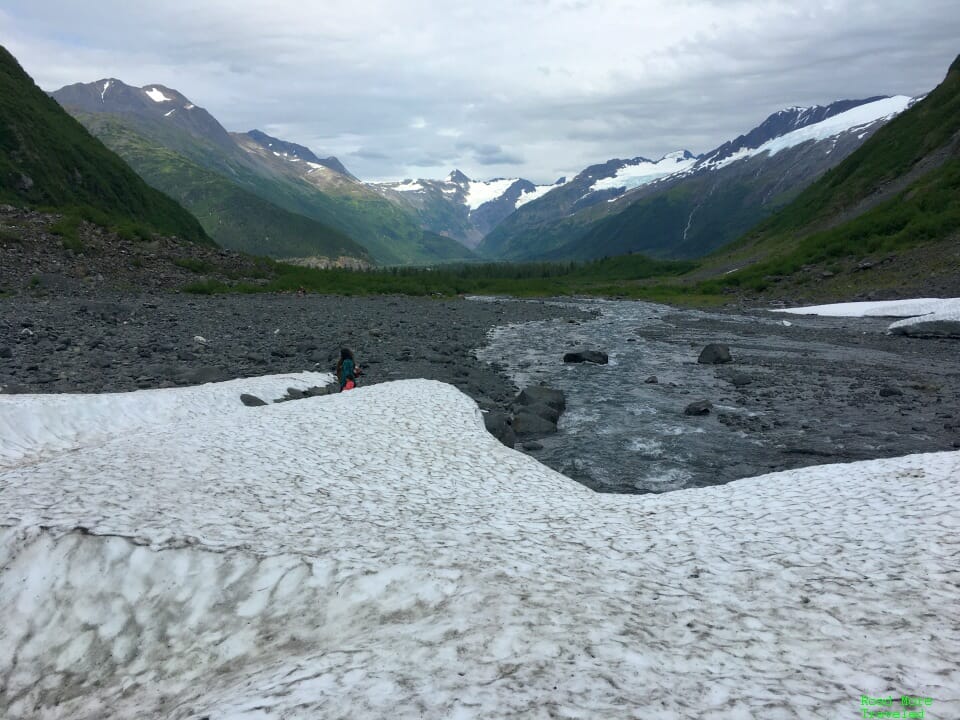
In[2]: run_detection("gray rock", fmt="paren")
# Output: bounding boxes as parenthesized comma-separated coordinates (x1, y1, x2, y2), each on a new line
(879, 386, 903, 397)
(644, 375, 658, 384)
(181, 366, 229, 385)
(563, 349, 608, 364)
(729, 372, 753, 387)
(698, 344, 732, 364)
(483, 411, 516, 448)
(512, 410, 558, 438)
(685, 400, 713, 416)
(0, 346, 12, 359)
(514, 386, 566, 413)
(522, 441, 544, 451)
(240, 393, 267, 407)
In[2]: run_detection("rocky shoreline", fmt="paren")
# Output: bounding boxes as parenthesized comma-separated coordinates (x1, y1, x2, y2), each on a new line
(0, 293, 594, 417)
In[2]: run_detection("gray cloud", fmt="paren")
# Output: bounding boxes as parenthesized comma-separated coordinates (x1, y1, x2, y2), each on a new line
(350, 148, 391, 160)
(1, 1, 958, 183)
(457, 142, 525, 166)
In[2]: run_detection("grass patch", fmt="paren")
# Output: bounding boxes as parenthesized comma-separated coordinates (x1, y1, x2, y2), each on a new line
(173, 257, 215, 274)
(178, 254, 711, 301)
(50, 213, 84, 252)
(0, 227, 22, 243)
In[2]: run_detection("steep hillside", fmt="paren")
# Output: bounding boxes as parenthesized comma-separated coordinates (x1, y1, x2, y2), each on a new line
(53, 80, 473, 265)
(75, 113, 371, 261)
(697, 54, 960, 298)
(481, 97, 910, 261)
(0, 47, 209, 243)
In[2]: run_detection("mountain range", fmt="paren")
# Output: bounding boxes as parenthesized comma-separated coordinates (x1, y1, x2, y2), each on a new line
(478, 95, 915, 261)
(369, 171, 566, 249)
(35, 53, 948, 277)
(52, 79, 474, 265)
(692, 53, 960, 299)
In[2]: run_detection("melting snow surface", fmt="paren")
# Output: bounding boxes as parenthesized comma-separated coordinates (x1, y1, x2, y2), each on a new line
(100, 80, 111, 102)
(772, 297, 959, 318)
(590, 151, 696, 194)
(144, 87, 173, 103)
(1, 374, 958, 718)
(774, 297, 960, 334)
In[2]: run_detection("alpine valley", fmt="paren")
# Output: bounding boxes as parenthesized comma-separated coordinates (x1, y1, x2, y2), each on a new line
(51, 79, 473, 265)
(478, 96, 917, 261)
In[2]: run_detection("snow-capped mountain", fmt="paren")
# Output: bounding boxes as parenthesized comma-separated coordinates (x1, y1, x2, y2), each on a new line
(695, 95, 914, 171)
(480, 95, 915, 260)
(370, 171, 567, 248)
(52, 80, 476, 265)
(242, 129, 356, 179)
(53, 78, 238, 153)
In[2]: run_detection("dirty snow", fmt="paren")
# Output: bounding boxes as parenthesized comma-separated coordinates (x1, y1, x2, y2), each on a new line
(773, 297, 960, 336)
(772, 297, 959, 318)
(1, 373, 958, 718)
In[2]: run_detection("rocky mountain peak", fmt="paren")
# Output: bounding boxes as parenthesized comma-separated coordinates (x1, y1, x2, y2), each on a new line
(448, 169, 470, 184)
(699, 96, 889, 166)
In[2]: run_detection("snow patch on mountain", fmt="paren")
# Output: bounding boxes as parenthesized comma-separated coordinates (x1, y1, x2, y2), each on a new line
(516, 177, 570, 208)
(591, 151, 697, 194)
(99, 80, 111, 103)
(464, 178, 518, 210)
(393, 180, 426, 192)
(144, 87, 172, 103)
(703, 95, 912, 170)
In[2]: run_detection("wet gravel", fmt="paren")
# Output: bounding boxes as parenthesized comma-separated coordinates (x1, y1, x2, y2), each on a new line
(0, 293, 594, 413)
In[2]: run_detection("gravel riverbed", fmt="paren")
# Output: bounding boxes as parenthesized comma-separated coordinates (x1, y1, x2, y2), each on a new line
(3, 292, 958, 493)
(0, 293, 594, 412)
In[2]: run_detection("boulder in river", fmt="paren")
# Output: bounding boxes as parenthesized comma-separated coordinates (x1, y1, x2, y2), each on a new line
(514, 386, 566, 413)
(698, 344, 732, 364)
(483, 411, 516, 448)
(564, 349, 608, 364)
(510, 385, 567, 439)
(512, 409, 559, 438)
(685, 400, 713, 416)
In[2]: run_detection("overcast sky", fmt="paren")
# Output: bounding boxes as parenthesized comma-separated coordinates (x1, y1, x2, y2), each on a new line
(2, 1, 958, 183)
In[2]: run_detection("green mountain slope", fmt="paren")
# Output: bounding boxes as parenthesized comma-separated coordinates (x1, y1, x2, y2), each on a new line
(0, 47, 209, 243)
(53, 79, 475, 265)
(700, 54, 960, 293)
(76, 113, 371, 261)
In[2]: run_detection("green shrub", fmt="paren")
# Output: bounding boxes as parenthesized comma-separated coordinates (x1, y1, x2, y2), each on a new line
(173, 257, 214, 274)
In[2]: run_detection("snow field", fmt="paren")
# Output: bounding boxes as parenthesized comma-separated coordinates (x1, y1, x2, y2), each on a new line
(1, 376, 958, 718)
(773, 297, 960, 332)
